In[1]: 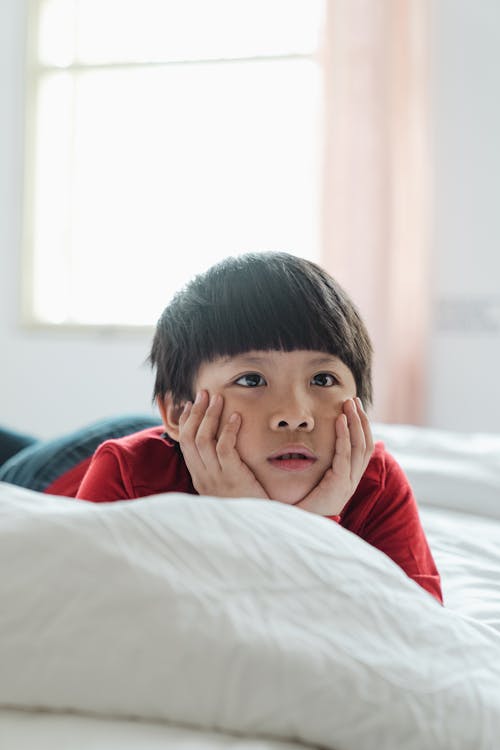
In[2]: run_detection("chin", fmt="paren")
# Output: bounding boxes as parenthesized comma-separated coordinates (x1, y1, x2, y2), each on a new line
(256, 469, 322, 506)
(264, 486, 311, 506)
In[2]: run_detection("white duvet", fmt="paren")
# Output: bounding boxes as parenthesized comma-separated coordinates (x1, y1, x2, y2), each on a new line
(1, 482, 500, 750)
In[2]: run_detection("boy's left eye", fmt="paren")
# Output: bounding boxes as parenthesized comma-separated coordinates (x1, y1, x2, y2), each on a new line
(235, 373, 266, 387)
(311, 372, 337, 387)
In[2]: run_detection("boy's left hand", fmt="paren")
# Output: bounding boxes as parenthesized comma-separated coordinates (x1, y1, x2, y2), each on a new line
(295, 397, 374, 517)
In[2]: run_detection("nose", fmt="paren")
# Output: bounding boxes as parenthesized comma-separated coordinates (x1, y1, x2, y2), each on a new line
(269, 394, 315, 432)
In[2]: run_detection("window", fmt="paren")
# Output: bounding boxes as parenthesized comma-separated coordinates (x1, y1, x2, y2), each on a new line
(24, 0, 325, 327)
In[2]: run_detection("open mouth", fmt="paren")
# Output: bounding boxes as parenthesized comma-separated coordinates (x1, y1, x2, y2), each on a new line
(276, 453, 309, 460)
(267, 448, 317, 472)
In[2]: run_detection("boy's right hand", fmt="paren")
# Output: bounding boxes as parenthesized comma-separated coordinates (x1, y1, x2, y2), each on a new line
(178, 390, 269, 500)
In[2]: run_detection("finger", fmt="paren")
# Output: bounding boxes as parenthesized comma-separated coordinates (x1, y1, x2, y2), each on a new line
(178, 399, 192, 428)
(182, 390, 209, 438)
(355, 397, 374, 466)
(215, 414, 269, 499)
(215, 412, 242, 469)
(331, 412, 351, 480)
(343, 398, 366, 479)
(194, 392, 225, 471)
(178, 391, 210, 472)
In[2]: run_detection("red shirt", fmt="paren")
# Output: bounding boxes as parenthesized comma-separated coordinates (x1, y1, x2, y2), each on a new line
(46, 427, 442, 604)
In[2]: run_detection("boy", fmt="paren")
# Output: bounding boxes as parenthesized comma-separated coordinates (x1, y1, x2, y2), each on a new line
(74, 252, 442, 603)
(0, 252, 441, 602)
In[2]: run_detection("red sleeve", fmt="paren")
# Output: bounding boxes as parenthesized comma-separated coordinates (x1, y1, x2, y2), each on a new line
(75, 427, 194, 502)
(360, 452, 443, 604)
(76, 446, 133, 502)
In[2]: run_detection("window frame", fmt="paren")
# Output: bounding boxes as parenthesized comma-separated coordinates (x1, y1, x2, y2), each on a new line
(21, 0, 325, 333)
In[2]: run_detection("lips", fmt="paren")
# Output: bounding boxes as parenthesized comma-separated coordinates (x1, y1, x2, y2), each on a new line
(267, 445, 318, 472)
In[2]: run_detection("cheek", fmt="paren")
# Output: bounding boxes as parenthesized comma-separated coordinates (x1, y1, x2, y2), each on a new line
(224, 407, 259, 461)
(215, 398, 256, 447)
(218, 392, 242, 423)
(320, 398, 345, 427)
(317, 402, 344, 457)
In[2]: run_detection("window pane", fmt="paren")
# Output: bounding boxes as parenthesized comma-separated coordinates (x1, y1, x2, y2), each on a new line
(32, 59, 322, 326)
(32, 72, 74, 323)
(38, 0, 324, 66)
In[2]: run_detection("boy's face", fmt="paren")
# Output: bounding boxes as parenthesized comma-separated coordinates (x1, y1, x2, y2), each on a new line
(190, 349, 357, 504)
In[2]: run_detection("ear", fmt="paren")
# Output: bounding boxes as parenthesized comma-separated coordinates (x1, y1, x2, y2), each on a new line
(157, 393, 185, 442)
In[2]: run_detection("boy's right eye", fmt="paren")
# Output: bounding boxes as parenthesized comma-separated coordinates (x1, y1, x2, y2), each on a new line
(234, 373, 266, 387)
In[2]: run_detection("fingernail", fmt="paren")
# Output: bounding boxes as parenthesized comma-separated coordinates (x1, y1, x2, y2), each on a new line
(194, 390, 203, 404)
(356, 397, 364, 411)
(209, 393, 220, 407)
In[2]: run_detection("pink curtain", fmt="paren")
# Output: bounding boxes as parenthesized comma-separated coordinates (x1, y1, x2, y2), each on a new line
(319, 0, 431, 424)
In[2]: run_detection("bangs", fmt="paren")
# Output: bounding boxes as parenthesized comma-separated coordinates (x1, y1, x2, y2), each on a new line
(185, 255, 357, 370)
(195, 286, 348, 360)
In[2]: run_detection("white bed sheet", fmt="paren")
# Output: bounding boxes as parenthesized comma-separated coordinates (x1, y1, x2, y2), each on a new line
(421, 505, 500, 630)
(375, 422, 500, 630)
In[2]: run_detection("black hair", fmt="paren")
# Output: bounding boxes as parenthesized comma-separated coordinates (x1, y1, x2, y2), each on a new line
(149, 252, 373, 407)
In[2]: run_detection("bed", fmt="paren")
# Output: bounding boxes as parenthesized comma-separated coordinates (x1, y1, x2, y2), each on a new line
(1, 421, 500, 750)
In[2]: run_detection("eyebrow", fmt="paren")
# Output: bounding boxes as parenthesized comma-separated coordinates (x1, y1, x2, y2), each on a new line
(221, 355, 268, 366)
(222, 354, 342, 367)
(306, 355, 341, 366)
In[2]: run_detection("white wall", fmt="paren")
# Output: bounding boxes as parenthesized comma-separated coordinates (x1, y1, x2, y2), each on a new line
(0, 0, 156, 439)
(2, 0, 500, 438)
(428, 0, 500, 432)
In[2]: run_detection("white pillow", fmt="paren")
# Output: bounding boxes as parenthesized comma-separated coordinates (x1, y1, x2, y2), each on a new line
(1, 482, 500, 750)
